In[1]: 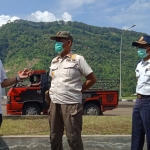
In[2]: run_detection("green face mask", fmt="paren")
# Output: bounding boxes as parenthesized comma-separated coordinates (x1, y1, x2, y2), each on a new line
(137, 48, 148, 59)
(54, 42, 64, 53)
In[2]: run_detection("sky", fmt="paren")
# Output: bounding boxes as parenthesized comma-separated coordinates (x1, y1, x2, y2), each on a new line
(0, 0, 150, 35)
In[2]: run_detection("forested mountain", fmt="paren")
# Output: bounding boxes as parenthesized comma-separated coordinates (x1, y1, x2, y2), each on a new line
(0, 20, 146, 96)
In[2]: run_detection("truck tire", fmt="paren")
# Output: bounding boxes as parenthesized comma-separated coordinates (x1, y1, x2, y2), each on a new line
(22, 104, 41, 115)
(83, 103, 102, 116)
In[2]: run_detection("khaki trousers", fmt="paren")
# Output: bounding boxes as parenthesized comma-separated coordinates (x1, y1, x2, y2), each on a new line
(49, 102, 84, 150)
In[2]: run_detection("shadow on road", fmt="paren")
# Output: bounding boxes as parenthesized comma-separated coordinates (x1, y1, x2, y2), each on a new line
(118, 105, 134, 108)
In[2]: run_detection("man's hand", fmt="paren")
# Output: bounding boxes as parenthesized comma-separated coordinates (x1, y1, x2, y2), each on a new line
(18, 68, 34, 80)
(27, 83, 31, 87)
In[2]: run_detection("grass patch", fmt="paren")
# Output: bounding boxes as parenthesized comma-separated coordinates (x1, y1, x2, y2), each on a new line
(0, 116, 132, 135)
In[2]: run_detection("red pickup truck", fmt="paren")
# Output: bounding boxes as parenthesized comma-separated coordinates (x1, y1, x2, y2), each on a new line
(6, 70, 119, 115)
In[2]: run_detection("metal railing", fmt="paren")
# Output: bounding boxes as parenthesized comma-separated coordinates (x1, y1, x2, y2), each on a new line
(84, 79, 119, 91)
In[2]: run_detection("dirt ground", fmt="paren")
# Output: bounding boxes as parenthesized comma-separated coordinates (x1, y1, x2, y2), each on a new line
(2, 99, 135, 116)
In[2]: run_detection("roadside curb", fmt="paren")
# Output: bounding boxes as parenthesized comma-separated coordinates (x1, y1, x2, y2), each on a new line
(0, 135, 147, 150)
(119, 99, 136, 102)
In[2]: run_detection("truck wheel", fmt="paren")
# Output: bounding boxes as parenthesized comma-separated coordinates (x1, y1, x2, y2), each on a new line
(22, 104, 41, 115)
(84, 104, 102, 116)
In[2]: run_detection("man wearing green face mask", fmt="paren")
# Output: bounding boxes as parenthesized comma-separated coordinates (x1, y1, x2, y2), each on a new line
(48, 31, 97, 150)
(131, 35, 150, 150)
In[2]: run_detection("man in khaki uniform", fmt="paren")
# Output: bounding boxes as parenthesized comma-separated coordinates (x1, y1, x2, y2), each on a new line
(49, 31, 97, 150)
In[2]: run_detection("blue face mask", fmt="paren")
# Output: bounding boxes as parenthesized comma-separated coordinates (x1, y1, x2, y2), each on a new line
(137, 48, 148, 59)
(55, 42, 64, 53)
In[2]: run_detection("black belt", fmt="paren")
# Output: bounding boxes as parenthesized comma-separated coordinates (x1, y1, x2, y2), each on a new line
(137, 94, 150, 99)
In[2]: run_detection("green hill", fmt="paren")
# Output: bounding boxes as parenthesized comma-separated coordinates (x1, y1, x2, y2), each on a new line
(0, 20, 146, 96)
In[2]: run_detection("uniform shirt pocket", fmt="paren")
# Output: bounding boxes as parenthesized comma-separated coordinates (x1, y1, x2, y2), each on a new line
(63, 62, 79, 77)
(145, 69, 150, 76)
(50, 64, 59, 78)
(142, 69, 150, 83)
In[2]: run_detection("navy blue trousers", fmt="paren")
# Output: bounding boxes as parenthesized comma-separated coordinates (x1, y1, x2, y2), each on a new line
(131, 98, 150, 150)
(0, 114, 2, 127)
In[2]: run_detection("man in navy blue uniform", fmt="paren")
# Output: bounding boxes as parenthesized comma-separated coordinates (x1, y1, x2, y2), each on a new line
(131, 35, 150, 150)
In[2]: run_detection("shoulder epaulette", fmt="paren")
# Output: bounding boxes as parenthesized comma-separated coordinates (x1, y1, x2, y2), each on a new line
(71, 54, 77, 60)
(66, 53, 77, 61)
(52, 56, 60, 63)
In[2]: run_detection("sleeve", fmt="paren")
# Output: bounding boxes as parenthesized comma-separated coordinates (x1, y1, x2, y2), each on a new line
(0, 60, 7, 83)
(49, 61, 53, 77)
(49, 68, 52, 77)
(77, 55, 93, 76)
(135, 60, 142, 78)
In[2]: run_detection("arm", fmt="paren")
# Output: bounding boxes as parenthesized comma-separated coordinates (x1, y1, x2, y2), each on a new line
(77, 55, 97, 92)
(30, 81, 41, 87)
(1, 77, 17, 88)
(1, 68, 33, 88)
(81, 72, 97, 92)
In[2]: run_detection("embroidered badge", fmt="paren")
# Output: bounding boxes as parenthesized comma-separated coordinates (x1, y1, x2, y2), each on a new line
(57, 32, 61, 35)
(145, 67, 150, 73)
(52, 71, 54, 76)
(66, 54, 77, 62)
(146, 67, 150, 71)
(71, 54, 76, 60)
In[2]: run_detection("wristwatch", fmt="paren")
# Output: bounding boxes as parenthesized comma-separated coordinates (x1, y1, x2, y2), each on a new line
(16, 75, 21, 82)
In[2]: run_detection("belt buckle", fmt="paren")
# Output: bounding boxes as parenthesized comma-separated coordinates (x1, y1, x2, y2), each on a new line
(137, 94, 142, 99)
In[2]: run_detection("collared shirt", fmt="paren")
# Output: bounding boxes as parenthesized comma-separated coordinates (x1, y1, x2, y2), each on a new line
(49, 53, 93, 104)
(135, 59, 150, 95)
(0, 60, 7, 114)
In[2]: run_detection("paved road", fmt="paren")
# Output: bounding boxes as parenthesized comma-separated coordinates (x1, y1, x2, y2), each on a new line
(1, 99, 135, 116)
(103, 101, 135, 116)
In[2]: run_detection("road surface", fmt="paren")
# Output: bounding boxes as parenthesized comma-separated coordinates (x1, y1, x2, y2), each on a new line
(103, 101, 134, 116)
